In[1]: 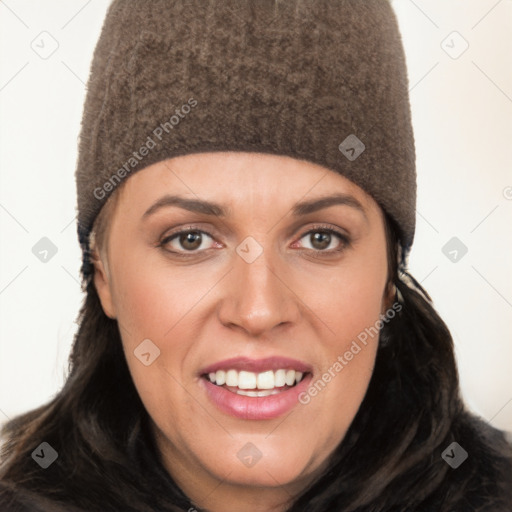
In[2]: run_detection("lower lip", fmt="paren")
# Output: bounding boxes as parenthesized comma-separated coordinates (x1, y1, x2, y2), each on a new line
(201, 374, 312, 420)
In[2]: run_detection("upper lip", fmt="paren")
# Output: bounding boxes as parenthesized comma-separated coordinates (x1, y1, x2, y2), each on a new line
(200, 356, 313, 375)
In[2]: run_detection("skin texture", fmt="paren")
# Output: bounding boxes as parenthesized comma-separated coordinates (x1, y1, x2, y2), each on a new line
(92, 152, 394, 512)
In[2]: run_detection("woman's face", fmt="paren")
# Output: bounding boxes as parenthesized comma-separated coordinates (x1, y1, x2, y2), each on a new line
(93, 152, 394, 511)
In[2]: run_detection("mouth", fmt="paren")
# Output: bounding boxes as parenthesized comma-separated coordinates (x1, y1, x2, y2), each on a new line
(199, 356, 313, 420)
(202, 368, 309, 397)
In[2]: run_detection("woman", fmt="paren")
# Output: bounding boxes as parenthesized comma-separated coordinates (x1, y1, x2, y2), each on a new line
(1, 1, 511, 511)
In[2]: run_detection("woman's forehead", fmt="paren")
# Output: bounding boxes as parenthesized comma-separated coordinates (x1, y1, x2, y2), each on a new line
(118, 152, 378, 212)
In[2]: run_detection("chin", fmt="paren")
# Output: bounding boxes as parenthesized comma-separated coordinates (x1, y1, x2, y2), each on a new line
(209, 459, 310, 489)
(196, 438, 322, 489)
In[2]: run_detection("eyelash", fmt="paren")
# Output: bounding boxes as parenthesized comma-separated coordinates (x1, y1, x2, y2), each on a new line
(158, 224, 351, 258)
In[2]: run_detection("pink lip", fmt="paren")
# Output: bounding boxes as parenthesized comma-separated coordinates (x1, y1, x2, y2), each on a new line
(201, 372, 312, 420)
(199, 356, 312, 375)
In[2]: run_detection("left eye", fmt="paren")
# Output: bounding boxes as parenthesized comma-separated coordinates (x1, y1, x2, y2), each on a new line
(298, 229, 346, 252)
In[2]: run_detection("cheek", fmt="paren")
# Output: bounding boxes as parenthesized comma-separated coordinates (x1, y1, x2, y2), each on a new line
(109, 245, 212, 342)
(310, 236, 388, 350)
(299, 236, 387, 432)
(107, 246, 222, 409)
(108, 254, 203, 437)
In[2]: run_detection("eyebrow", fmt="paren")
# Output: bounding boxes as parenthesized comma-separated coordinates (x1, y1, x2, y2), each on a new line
(142, 193, 367, 221)
(291, 193, 367, 220)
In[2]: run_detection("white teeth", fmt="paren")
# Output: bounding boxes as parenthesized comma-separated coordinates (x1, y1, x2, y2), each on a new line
(274, 369, 286, 387)
(215, 370, 226, 386)
(257, 370, 274, 390)
(285, 369, 296, 386)
(225, 369, 238, 386)
(207, 368, 306, 390)
(238, 371, 257, 389)
(236, 389, 281, 397)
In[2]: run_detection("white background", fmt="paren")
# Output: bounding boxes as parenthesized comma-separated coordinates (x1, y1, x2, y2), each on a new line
(1, 1, 511, 435)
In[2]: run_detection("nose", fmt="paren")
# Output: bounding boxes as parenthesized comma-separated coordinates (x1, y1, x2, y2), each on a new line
(217, 244, 301, 337)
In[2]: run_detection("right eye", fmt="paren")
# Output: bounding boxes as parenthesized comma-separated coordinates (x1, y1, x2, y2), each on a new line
(160, 229, 217, 254)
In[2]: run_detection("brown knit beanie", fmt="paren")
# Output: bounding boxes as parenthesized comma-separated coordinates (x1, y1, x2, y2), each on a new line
(75, 0, 416, 282)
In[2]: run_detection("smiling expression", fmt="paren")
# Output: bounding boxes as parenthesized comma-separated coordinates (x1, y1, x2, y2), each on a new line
(92, 151, 395, 510)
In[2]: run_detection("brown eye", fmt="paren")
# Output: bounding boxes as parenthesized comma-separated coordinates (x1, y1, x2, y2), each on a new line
(179, 231, 203, 251)
(161, 230, 215, 253)
(309, 232, 332, 250)
(297, 228, 349, 253)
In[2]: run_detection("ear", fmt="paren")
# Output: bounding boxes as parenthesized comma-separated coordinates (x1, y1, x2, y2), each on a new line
(381, 280, 396, 314)
(91, 247, 116, 319)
